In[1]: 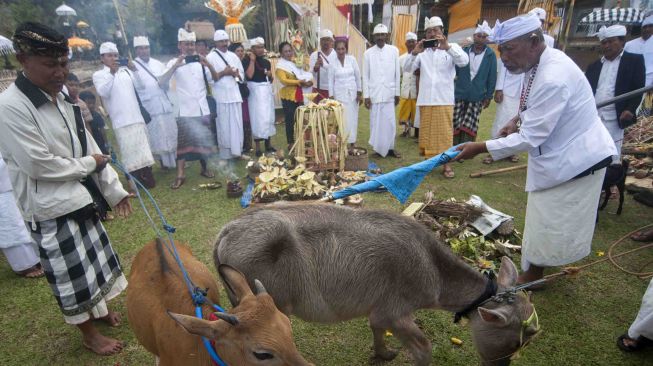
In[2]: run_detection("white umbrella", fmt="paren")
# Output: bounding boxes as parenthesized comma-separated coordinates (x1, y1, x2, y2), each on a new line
(0, 35, 14, 56)
(56, 3, 77, 17)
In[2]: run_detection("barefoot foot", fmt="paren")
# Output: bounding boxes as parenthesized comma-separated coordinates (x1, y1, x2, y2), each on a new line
(82, 333, 124, 356)
(94, 311, 122, 327)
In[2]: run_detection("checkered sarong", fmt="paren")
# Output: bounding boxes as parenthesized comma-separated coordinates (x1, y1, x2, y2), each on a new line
(453, 100, 483, 138)
(30, 215, 124, 319)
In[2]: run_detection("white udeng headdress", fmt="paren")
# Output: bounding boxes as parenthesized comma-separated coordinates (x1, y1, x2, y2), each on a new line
(424, 16, 443, 30)
(474, 21, 492, 36)
(178, 28, 196, 42)
(528, 7, 547, 21)
(133, 36, 149, 47)
(594, 25, 627, 41)
(490, 14, 542, 45)
(405, 32, 417, 41)
(214, 30, 229, 41)
(249, 37, 264, 47)
(373, 24, 389, 35)
(99, 42, 118, 55)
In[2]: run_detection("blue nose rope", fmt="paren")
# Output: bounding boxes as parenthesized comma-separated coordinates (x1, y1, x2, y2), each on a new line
(110, 152, 227, 366)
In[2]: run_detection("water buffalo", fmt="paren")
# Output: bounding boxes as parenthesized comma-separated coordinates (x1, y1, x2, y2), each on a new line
(215, 203, 539, 365)
(127, 239, 312, 365)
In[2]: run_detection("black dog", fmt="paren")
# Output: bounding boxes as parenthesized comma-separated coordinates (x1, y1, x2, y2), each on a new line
(598, 159, 629, 218)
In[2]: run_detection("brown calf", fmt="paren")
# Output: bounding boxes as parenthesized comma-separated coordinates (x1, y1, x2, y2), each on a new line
(127, 239, 311, 366)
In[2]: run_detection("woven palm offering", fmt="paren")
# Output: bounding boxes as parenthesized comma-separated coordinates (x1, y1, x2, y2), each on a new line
(290, 99, 347, 172)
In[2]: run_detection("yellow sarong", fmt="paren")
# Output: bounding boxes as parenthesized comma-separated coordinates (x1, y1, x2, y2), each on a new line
(397, 98, 417, 124)
(419, 105, 453, 158)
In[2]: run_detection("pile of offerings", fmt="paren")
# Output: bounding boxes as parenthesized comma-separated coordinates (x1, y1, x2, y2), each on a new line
(623, 116, 653, 157)
(247, 155, 366, 205)
(405, 193, 521, 275)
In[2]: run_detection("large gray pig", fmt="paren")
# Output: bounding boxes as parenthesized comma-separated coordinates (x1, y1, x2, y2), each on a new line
(214, 203, 539, 365)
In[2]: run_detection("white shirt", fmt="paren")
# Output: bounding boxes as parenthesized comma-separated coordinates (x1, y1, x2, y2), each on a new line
(469, 48, 486, 80)
(595, 52, 622, 122)
(399, 53, 417, 99)
(362, 44, 400, 103)
(206, 49, 244, 104)
(403, 44, 469, 106)
(543, 34, 555, 48)
(0, 151, 12, 194)
(134, 57, 172, 115)
(625, 37, 653, 85)
(328, 55, 361, 101)
(486, 47, 617, 192)
(309, 48, 338, 90)
(495, 63, 523, 98)
(92, 66, 144, 129)
(164, 58, 212, 117)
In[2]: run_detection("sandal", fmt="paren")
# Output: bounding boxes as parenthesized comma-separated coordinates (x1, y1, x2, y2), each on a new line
(510, 155, 520, 163)
(200, 170, 215, 179)
(170, 176, 185, 190)
(617, 334, 653, 352)
(482, 156, 494, 164)
(16, 263, 44, 278)
(443, 169, 455, 179)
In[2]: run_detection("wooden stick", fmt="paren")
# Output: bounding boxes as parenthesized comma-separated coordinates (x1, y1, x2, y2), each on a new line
(470, 164, 527, 178)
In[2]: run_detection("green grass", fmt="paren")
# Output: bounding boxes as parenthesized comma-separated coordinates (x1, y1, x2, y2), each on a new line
(1, 103, 652, 365)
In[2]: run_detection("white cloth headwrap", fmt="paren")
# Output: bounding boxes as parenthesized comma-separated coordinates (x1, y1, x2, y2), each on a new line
(424, 16, 443, 30)
(594, 25, 627, 41)
(320, 29, 334, 40)
(250, 37, 264, 47)
(405, 32, 417, 41)
(214, 30, 229, 41)
(490, 14, 542, 45)
(528, 7, 547, 21)
(643, 14, 653, 27)
(99, 42, 118, 55)
(474, 21, 492, 35)
(133, 36, 149, 47)
(373, 24, 389, 35)
(178, 28, 196, 42)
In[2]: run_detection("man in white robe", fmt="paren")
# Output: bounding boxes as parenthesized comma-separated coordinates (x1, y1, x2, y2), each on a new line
(93, 42, 155, 188)
(625, 14, 653, 86)
(527, 7, 555, 48)
(133, 36, 177, 170)
(618, 278, 653, 351)
(398, 32, 419, 138)
(207, 30, 245, 162)
(363, 24, 401, 158)
(455, 14, 617, 285)
(309, 29, 337, 101)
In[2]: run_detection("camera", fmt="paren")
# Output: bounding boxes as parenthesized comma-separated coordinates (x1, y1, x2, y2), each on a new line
(185, 55, 200, 64)
(118, 58, 129, 67)
(422, 39, 440, 49)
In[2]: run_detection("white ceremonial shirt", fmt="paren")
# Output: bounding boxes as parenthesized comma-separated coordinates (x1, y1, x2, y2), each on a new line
(206, 49, 244, 104)
(399, 53, 417, 99)
(486, 47, 617, 192)
(495, 62, 523, 98)
(328, 55, 361, 101)
(164, 58, 213, 117)
(403, 44, 469, 106)
(543, 34, 555, 48)
(134, 57, 172, 116)
(309, 48, 338, 90)
(595, 52, 622, 123)
(363, 44, 400, 103)
(469, 48, 486, 80)
(625, 37, 653, 85)
(92, 66, 144, 129)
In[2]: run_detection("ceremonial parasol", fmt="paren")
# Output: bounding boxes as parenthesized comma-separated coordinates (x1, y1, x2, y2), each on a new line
(68, 37, 94, 50)
(55, 3, 77, 17)
(579, 8, 644, 25)
(0, 35, 15, 56)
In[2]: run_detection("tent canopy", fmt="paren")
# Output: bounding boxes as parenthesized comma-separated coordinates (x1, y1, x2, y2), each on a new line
(579, 8, 644, 25)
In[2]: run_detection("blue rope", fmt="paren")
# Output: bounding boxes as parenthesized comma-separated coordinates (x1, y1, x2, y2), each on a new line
(109, 153, 227, 366)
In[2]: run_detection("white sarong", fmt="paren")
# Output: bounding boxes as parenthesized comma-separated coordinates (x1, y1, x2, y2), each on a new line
(629, 278, 653, 340)
(413, 104, 421, 128)
(336, 95, 359, 144)
(492, 94, 520, 138)
(216, 102, 244, 159)
(369, 102, 396, 156)
(114, 123, 155, 172)
(0, 191, 39, 272)
(147, 112, 178, 167)
(248, 82, 276, 140)
(521, 168, 606, 271)
(602, 117, 624, 162)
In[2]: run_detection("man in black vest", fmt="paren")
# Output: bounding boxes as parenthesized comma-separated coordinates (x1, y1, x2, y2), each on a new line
(585, 25, 645, 162)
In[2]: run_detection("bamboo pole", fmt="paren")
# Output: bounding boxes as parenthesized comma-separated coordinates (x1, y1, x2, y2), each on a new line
(561, 0, 576, 52)
(469, 164, 527, 178)
(112, 0, 131, 59)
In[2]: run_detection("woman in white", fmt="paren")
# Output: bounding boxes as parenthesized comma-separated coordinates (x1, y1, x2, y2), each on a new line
(328, 39, 362, 148)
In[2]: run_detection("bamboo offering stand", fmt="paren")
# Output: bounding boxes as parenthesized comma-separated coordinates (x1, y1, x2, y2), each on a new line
(290, 99, 347, 172)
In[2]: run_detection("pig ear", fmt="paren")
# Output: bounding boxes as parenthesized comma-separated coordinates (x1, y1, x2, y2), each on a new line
(218, 264, 254, 305)
(477, 307, 509, 325)
(167, 311, 225, 339)
(497, 256, 518, 289)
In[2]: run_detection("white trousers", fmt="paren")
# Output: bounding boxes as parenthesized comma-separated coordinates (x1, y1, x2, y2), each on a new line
(369, 102, 396, 156)
(216, 102, 244, 159)
(602, 117, 624, 163)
